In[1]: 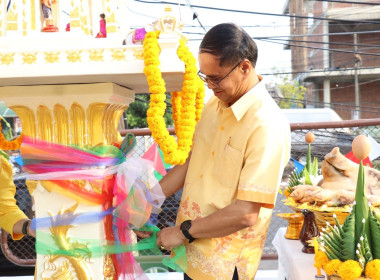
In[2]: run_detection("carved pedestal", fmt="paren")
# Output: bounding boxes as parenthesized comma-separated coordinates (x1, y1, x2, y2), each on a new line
(0, 82, 134, 279)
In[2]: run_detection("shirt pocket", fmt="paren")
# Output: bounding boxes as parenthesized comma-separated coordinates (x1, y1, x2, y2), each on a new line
(214, 143, 244, 187)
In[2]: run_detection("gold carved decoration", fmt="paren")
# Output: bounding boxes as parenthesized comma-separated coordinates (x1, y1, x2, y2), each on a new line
(41, 203, 92, 280)
(40, 181, 97, 205)
(103, 104, 125, 145)
(70, 6, 79, 18)
(7, 3, 17, 22)
(88, 180, 103, 195)
(111, 49, 126, 61)
(132, 49, 144, 60)
(9, 105, 36, 138)
(103, 255, 116, 280)
(44, 52, 60, 64)
(6, 23, 18, 31)
(0, 53, 15, 65)
(25, 180, 38, 195)
(70, 20, 80, 28)
(66, 51, 82, 63)
(88, 50, 104, 62)
(87, 103, 107, 146)
(37, 105, 53, 142)
(107, 26, 117, 33)
(108, 13, 116, 24)
(72, 180, 86, 189)
(69, 103, 86, 146)
(31, 0, 35, 30)
(53, 104, 69, 145)
(22, 52, 38, 64)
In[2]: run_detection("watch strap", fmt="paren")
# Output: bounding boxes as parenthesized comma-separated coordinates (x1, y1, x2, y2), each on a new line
(180, 220, 195, 243)
(22, 220, 31, 236)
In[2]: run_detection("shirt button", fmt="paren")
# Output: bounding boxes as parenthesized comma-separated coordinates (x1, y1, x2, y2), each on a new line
(200, 174, 203, 178)
(220, 126, 224, 130)
(212, 151, 215, 156)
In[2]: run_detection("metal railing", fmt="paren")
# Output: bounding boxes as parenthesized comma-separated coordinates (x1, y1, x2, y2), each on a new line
(2, 118, 380, 266)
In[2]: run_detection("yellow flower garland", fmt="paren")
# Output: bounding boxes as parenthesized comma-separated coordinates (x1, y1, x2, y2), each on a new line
(143, 31, 204, 165)
(0, 119, 23, 151)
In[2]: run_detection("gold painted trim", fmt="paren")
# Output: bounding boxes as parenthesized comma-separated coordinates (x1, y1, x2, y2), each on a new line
(53, 104, 69, 145)
(36, 105, 53, 142)
(69, 103, 86, 146)
(87, 103, 107, 146)
(10, 105, 36, 138)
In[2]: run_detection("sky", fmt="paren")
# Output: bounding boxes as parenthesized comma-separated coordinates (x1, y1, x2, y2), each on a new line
(125, 0, 292, 86)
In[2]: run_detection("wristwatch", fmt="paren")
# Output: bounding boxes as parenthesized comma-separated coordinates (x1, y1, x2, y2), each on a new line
(22, 219, 31, 236)
(180, 220, 195, 243)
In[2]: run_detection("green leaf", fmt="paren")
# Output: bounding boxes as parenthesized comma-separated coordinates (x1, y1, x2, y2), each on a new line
(306, 143, 311, 172)
(368, 208, 380, 259)
(360, 232, 373, 265)
(355, 162, 370, 247)
(322, 233, 341, 255)
(304, 168, 313, 185)
(340, 211, 356, 261)
(311, 157, 319, 176)
(0, 149, 9, 160)
(288, 169, 303, 189)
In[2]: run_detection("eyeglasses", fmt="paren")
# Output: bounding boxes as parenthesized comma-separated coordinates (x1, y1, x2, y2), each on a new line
(197, 60, 242, 88)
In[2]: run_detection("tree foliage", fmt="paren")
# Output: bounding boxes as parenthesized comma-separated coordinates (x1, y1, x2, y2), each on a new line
(125, 94, 174, 129)
(275, 75, 307, 109)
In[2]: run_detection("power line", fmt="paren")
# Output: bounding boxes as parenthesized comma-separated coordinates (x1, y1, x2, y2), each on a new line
(258, 38, 380, 57)
(184, 0, 206, 32)
(273, 97, 380, 115)
(133, 0, 380, 25)
(314, 0, 380, 5)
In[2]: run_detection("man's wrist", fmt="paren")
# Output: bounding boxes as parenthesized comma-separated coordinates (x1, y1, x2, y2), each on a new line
(180, 220, 196, 243)
(21, 220, 31, 236)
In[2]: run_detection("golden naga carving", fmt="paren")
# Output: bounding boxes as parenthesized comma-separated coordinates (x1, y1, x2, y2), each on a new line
(41, 203, 93, 280)
(103, 255, 116, 280)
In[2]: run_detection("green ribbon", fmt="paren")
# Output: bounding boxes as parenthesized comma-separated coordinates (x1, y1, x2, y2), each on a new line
(35, 224, 187, 272)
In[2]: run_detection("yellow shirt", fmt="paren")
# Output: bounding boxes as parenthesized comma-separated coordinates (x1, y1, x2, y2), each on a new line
(0, 155, 28, 240)
(177, 78, 291, 280)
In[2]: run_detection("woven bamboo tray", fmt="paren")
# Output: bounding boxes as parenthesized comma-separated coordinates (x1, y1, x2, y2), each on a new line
(313, 210, 350, 232)
(327, 275, 372, 280)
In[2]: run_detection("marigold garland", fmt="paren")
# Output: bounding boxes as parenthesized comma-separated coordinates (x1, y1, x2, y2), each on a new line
(337, 260, 363, 280)
(0, 119, 23, 151)
(365, 259, 380, 280)
(143, 31, 205, 165)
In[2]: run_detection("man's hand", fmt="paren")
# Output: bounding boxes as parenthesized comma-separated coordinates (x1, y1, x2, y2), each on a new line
(133, 230, 153, 239)
(156, 226, 186, 251)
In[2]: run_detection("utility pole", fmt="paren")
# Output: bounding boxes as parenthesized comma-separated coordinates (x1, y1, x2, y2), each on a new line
(353, 33, 361, 119)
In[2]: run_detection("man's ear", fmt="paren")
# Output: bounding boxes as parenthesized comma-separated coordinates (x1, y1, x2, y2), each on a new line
(241, 60, 251, 74)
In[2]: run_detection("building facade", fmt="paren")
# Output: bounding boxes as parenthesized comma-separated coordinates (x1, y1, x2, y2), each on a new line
(283, 0, 380, 120)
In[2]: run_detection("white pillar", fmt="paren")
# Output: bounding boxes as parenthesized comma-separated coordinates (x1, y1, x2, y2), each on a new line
(322, 2, 330, 108)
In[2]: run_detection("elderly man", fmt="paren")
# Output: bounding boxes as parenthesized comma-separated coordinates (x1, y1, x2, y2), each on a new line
(155, 23, 291, 280)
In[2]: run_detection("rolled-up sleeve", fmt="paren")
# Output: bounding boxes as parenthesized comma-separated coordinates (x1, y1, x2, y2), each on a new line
(0, 156, 28, 240)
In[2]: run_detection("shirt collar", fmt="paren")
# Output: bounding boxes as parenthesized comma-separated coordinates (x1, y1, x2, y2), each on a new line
(229, 75, 265, 121)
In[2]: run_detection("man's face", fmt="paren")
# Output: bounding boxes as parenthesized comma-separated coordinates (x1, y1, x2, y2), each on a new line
(198, 52, 244, 106)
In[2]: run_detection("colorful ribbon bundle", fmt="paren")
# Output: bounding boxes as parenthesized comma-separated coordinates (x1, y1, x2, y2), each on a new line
(21, 136, 186, 278)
